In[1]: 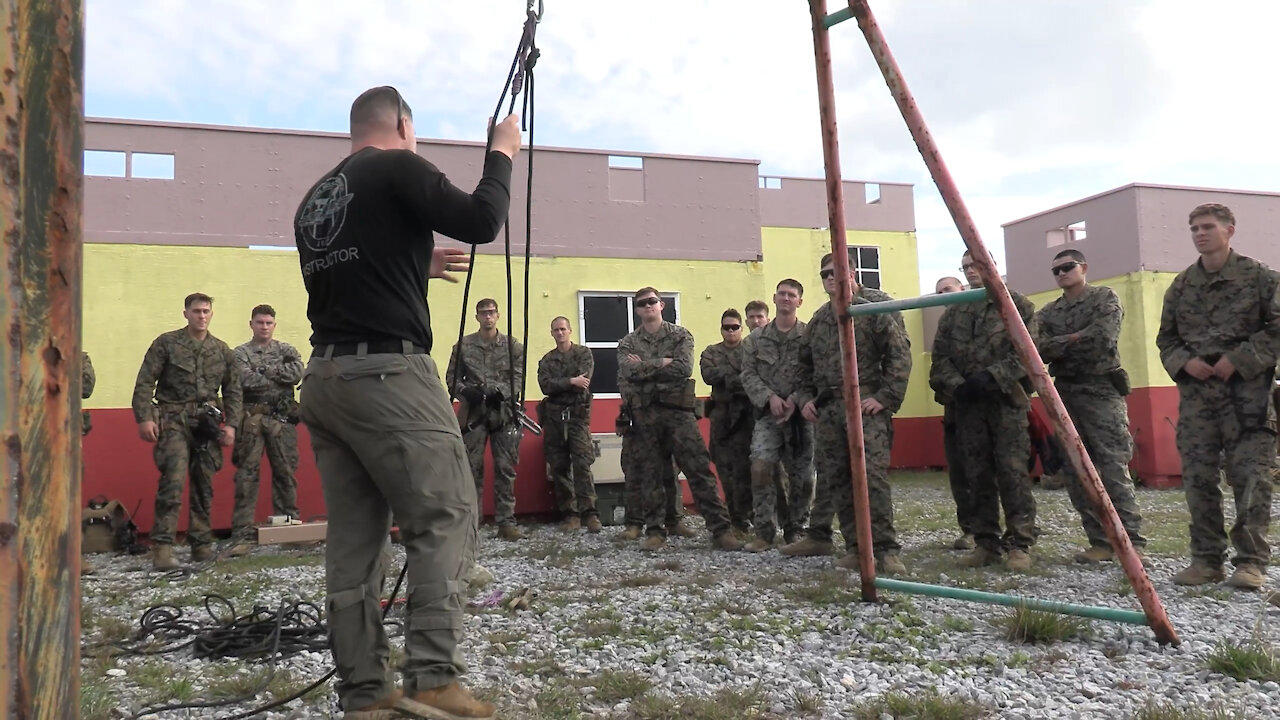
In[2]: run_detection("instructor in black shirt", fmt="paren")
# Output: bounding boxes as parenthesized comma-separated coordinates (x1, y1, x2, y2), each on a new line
(294, 85, 520, 720)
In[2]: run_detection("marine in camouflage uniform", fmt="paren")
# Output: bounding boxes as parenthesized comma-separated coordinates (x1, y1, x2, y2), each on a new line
(617, 288, 742, 551)
(1035, 251, 1146, 563)
(229, 305, 305, 553)
(700, 310, 756, 534)
(132, 293, 242, 569)
(537, 316, 601, 532)
(618, 430, 684, 537)
(930, 252, 1039, 570)
(80, 351, 97, 575)
(447, 299, 525, 539)
(740, 281, 815, 551)
(1156, 203, 1280, 589)
(784, 262, 911, 574)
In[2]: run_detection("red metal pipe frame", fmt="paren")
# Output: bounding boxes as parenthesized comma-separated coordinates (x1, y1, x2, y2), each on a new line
(843, 0, 1179, 645)
(808, 0, 878, 602)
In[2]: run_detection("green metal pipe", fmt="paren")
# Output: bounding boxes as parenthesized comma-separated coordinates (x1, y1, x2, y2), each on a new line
(823, 7, 853, 28)
(873, 578, 1149, 625)
(847, 287, 986, 317)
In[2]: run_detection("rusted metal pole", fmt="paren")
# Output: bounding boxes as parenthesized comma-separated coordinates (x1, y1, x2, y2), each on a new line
(808, 0, 877, 602)
(845, 0, 1178, 645)
(1, 0, 87, 717)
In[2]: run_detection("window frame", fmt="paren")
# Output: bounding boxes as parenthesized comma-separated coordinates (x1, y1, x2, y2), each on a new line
(851, 246, 881, 290)
(577, 290, 681, 399)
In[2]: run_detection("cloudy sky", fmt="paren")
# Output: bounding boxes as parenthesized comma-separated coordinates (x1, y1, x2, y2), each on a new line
(86, 0, 1280, 293)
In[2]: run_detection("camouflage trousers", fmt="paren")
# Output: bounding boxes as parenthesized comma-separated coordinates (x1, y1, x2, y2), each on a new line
(1056, 380, 1146, 549)
(748, 412, 815, 542)
(542, 404, 598, 519)
(231, 410, 300, 537)
(1176, 376, 1275, 568)
(621, 440, 682, 528)
(151, 411, 223, 547)
(942, 403, 976, 536)
(463, 420, 522, 527)
(809, 404, 899, 555)
(709, 411, 753, 531)
(954, 398, 1037, 552)
(623, 405, 731, 537)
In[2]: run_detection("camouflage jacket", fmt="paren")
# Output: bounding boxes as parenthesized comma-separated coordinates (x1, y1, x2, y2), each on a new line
(929, 288, 1037, 406)
(740, 318, 807, 408)
(447, 332, 526, 400)
(617, 321, 694, 406)
(1156, 250, 1280, 382)
(235, 339, 304, 406)
(537, 343, 593, 407)
(1035, 284, 1124, 378)
(82, 351, 95, 400)
(131, 328, 243, 426)
(796, 298, 912, 414)
(859, 286, 906, 330)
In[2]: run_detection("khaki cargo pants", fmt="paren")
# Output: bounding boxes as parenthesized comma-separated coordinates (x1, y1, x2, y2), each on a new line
(299, 345, 476, 711)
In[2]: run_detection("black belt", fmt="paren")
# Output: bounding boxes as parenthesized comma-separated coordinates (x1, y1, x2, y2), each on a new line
(312, 340, 427, 358)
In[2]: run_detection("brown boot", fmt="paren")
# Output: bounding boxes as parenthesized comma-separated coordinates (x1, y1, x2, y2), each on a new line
(780, 537, 833, 557)
(620, 525, 643, 541)
(560, 516, 582, 531)
(952, 533, 975, 550)
(585, 516, 603, 533)
(1172, 560, 1225, 586)
(958, 546, 1001, 568)
(743, 537, 772, 553)
(80, 558, 96, 575)
(1226, 562, 1266, 590)
(1005, 549, 1032, 572)
(878, 553, 907, 575)
(642, 534, 666, 551)
(228, 542, 254, 558)
(152, 544, 179, 570)
(667, 521, 697, 538)
(343, 689, 403, 719)
(713, 532, 743, 551)
(1074, 545, 1113, 563)
(496, 525, 524, 541)
(190, 544, 214, 562)
(835, 552, 861, 570)
(397, 681, 496, 720)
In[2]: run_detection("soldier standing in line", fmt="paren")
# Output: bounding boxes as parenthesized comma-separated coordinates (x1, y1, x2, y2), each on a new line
(617, 286, 743, 551)
(929, 250, 1039, 572)
(617, 410, 689, 539)
(742, 299, 793, 534)
(1034, 250, 1148, 564)
(80, 351, 97, 576)
(1156, 203, 1279, 589)
(132, 293, 242, 570)
(228, 304, 305, 556)
(740, 279, 814, 552)
(537, 315, 602, 533)
(744, 300, 770, 332)
(933, 275, 978, 550)
(700, 308, 756, 535)
(447, 298, 526, 540)
(783, 256, 911, 574)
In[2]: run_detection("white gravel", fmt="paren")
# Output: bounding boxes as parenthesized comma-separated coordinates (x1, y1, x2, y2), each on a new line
(79, 477, 1280, 719)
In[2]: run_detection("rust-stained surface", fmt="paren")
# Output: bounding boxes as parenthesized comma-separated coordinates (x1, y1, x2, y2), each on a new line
(1, 0, 86, 717)
(810, 0, 877, 603)
(848, 0, 1179, 645)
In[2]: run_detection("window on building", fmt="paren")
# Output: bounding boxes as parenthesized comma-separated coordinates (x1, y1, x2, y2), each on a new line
(1046, 220, 1086, 247)
(850, 246, 881, 290)
(579, 291, 679, 396)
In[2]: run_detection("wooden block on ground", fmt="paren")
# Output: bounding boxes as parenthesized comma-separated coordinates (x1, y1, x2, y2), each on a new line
(258, 521, 328, 545)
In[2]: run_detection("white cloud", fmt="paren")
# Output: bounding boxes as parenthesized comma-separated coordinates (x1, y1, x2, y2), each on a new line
(86, 0, 1280, 295)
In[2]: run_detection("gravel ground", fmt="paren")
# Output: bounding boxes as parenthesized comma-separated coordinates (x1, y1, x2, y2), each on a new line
(80, 473, 1280, 719)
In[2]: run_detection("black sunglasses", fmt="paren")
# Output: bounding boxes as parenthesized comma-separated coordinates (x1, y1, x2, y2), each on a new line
(636, 297, 660, 307)
(383, 85, 409, 131)
(721, 324, 741, 331)
(819, 269, 836, 280)
(1051, 261, 1080, 276)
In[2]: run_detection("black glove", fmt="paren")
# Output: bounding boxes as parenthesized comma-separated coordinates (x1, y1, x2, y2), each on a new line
(459, 385, 485, 405)
(954, 370, 998, 401)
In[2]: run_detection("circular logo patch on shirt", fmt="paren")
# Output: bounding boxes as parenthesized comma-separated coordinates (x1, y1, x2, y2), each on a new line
(297, 174, 353, 252)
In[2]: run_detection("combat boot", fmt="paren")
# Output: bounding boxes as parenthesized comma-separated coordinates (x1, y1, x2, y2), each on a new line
(667, 521, 697, 538)
(957, 546, 1001, 568)
(1005, 549, 1032, 572)
(878, 553, 907, 575)
(152, 544, 179, 570)
(713, 532, 743, 551)
(743, 537, 772, 553)
(952, 533, 975, 550)
(343, 689, 403, 719)
(1172, 560, 1225, 586)
(397, 681, 496, 720)
(228, 542, 254, 558)
(1226, 562, 1266, 590)
(561, 516, 582, 532)
(497, 525, 525, 541)
(191, 544, 214, 563)
(620, 525, 643, 541)
(1074, 545, 1113, 564)
(642, 534, 666, 551)
(835, 552, 861, 570)
(80, 558, 96, 575)
(585, 516, 603, 534)
(779, 537, 833, 557)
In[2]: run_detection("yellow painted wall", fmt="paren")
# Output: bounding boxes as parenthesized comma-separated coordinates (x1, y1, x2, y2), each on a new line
(1024, 271, 1180, 391)
(85, 231, 926, 410)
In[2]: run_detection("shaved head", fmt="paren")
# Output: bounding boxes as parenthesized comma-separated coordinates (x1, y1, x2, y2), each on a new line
(350, 85, 412, 135)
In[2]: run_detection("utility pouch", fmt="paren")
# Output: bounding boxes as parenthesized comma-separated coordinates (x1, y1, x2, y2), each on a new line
(1108, 368, 1132, 396)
